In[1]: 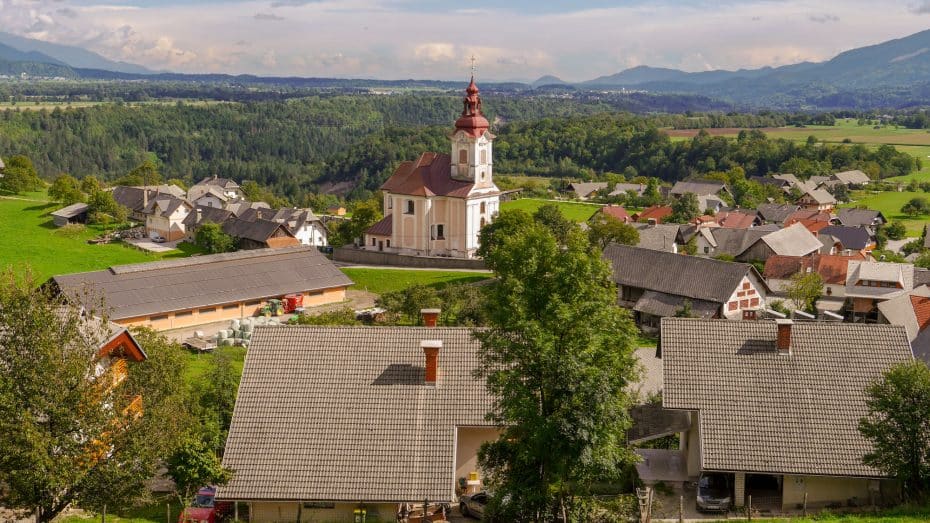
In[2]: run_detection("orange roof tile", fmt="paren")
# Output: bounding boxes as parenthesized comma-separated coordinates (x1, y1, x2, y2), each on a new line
(599, 205, 631, 222)
(911, 295, 930, 332)
(634, 205, 673, 224)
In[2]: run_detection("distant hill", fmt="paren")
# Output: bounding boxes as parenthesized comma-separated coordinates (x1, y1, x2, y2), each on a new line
(0, 32, 154, 75)
(0, 42, 66, 66)
(531, 75, 568, 88)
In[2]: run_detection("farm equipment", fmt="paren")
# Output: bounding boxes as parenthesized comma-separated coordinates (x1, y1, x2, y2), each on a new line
(261, 299, 284, 317)
(283, 293, 304, 314)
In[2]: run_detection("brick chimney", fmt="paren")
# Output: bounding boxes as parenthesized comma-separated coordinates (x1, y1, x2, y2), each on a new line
(775, 319, 793, 354)
(421, 308, 441, 327)
(421, 340, 442, 385)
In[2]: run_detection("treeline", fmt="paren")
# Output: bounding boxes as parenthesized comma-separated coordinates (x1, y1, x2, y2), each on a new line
(0, 97, 919, 203)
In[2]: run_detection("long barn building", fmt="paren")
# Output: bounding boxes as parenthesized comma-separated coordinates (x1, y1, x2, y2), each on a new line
(49, 246, 352, 331)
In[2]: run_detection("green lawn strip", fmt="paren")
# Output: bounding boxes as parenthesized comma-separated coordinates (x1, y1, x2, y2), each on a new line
(501, 198, 601, 222)
(842, 191, 929, 237)
(58, 494, 182, 523)
(341, 267, 491, 295)
(0, 197, 199, 280)
(708, 506, 930, 523)
(182, 346, 246, 384)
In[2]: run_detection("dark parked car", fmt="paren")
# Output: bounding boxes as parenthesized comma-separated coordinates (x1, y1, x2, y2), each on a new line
(696, 472, 733, 512)
(459, 491, 488, 519)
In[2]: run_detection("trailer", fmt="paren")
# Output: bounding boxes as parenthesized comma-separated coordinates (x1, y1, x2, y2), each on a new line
(183, 334, 218, 353)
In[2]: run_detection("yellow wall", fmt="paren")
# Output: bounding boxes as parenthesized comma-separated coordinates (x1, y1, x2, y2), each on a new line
(250, 501, 395, 523)
(782, 475, 878, 510)
(116, 286, 348, 331)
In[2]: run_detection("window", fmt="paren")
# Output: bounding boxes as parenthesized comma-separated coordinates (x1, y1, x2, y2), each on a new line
(308, 290, 324, 296)
(728, 301, 738, 311)
(150, 315, 168, 322)
(480, 171, 486, 181)
(387, 198, 392, 209)
(175, 311, 193, 318)
(245, 300, 261, 306)
(458, 149, 468, 164)
(223, 304, 239, 310)
(479, 202, 486, 214)
(480, 149, 487, 164)
(371, 237, 376, 246)
(386, 240, 390, 247)
(303, 503, 335, 510)
(703, 246, 710, 254)
(405, 200, 415, 215)
(199, 307, 216, 314)
(431, 224, 445, 240)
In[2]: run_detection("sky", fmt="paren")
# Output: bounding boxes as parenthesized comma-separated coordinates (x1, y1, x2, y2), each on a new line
(2, 0, 930, 81)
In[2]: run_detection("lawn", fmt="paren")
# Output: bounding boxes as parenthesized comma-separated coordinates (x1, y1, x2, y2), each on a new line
(501, 197, 601, 222)
(0, 196, 197, 281)
(341, 267, 491, 295)
(710, 506, 930, 523)
(841, 190, 929, 237)
(183, 345, 247, 383)
(59, 495, 182, 523)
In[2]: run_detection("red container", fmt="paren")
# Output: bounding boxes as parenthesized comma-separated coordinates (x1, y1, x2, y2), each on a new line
(284, 293, 304, 313)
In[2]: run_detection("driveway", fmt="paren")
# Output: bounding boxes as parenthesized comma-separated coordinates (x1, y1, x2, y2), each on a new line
(125, 238, 181, 253)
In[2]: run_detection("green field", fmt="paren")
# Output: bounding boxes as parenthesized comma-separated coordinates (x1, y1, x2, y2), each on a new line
(183, 345, 247, 383)
(501, 198, 601, 222)
(842, 190, 930, 237)
(341, 267, 491, 295)
(0, 196, 197, 281)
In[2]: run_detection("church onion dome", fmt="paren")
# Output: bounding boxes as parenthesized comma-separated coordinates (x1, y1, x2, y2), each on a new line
(454, 76, 490, 138)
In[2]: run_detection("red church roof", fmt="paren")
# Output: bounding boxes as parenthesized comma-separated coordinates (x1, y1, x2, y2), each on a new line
(454, 76, 490, 138)
(380, 152, 485, 198)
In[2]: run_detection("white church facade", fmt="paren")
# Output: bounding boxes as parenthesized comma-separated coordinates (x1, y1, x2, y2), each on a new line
(364, 77, 500, 259)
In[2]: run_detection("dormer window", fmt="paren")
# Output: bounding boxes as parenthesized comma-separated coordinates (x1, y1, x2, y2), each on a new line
(405, 200, 415, 215)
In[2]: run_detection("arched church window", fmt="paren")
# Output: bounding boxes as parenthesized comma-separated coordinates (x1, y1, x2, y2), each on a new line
(480, 202, 486, 214)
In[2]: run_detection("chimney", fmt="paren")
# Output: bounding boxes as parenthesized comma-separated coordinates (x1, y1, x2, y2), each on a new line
(421, 340, 442, 385)
(775, 319, 793, 354)
(421, 308, 441, 327)
(196, 208, 202, 223)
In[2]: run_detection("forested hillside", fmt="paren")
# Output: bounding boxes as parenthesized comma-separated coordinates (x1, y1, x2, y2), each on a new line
(0, 96, 917, 202)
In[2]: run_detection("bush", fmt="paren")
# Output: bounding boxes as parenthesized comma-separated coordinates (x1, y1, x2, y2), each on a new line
(886, 221, 907, 241)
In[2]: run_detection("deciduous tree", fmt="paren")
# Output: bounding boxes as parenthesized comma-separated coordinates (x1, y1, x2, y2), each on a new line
(475, 223, 639, 521)
(786, 271, 824, 312)
(669, 192, 701, 223)
(195, 221, 236, 254)
(587, 213, 639, 249)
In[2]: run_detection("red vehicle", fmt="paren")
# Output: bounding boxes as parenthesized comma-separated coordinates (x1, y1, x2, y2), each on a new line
(179, 486, 231, 523)
(283, 293, 304, 313)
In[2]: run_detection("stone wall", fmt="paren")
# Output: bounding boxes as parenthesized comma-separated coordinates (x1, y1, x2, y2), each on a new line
(334, 246, 486, 270)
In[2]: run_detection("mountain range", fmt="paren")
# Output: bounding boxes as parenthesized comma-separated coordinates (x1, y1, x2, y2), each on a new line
(4, 29, 930, 109)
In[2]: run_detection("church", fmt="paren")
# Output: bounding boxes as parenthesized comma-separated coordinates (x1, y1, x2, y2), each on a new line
(363, 76, 500, 259)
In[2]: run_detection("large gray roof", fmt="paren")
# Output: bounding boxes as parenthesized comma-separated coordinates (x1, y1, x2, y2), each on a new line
(662, 318, 913, 477)
(219, 326, 494, 502)
(633, 223, 681, 252)
(669, 180, 728, 197)
(757, 223, 823, 257)
(222, 217, 294, 242)
(602, 244, 759, 304)
(836, 208, 885, 228)
(756, 203, 799, 224)
(707, 228, 769, 257)
(51, 246, 352, 320)
(51, 202, 89, 219)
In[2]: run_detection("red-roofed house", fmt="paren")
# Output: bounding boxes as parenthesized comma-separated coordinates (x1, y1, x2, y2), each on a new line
(363, 78, 499, 258)
(716, 211, 761, 229)
(633, 205, 674, 224)
(763, 252, 870, 306)
(597, 205, 632, 223)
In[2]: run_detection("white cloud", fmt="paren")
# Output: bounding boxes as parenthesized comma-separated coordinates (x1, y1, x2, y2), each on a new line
(0, 0, 926, 81)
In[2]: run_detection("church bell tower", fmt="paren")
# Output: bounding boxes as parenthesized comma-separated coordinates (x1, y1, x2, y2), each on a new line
(450, 64, 494, 189)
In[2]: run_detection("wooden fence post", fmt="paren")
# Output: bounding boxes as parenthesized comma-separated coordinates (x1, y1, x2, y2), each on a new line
(803, 492, 808, 516)
(747, 495, 752, 521)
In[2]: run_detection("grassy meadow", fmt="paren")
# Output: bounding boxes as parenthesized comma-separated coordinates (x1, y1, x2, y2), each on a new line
(501, 197, 601, 222)
(841, 190, 929, 237)
(341, 267, 491, 295)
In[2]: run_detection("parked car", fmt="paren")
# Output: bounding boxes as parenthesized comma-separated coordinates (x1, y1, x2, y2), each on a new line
(150, 233, 166, 243)
(178, 486, 231, 523)
(696, 472, 733, 512)
(459, 491, 488, 519)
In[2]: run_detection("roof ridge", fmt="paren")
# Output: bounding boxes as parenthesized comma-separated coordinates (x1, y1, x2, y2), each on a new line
(109, 245, 313, 275)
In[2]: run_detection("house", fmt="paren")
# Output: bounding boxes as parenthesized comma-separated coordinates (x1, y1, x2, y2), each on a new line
(633, 223, 682, 253)
(182, 205, 234, 241)
(735, 223, 823, 262)
(632, 205, 673, 224)
(784, 209, 833, 234)
(845, 260, 916, 322)
(763, 252, 869, 312)
(609, 183, 646, 197)
(144, 196, 192, 242)
(326, 206, 347, 216)
(602, 244, 768, 330)
(756, 203, 799, 225)
(227, 201, 271, 217)
(715, 210, 761, 229)
(668, 180, 729, 199)
(772, 173, 805, 191)
(190, 186, 230, 209)
(796, 184, 837, 211)
(189, 175, 243, 203)
(364, 78, 499, 259)
(750, 175, 794, 192)
(110, 186, 157, 221)
(217, 316, 498, 521)
(697, 194, 726, 214)
(836, 209, 886, 233)
(222, 216, 300, 250)
(568, 181, 608, 200)
(696, 227, 768, 258)
(49, 246, 352, 331)
(277, 208, 328, 247)
(818, 225, 875, 252)
(832, 169, 871, 187)
(50, 202, 89, 227)
(596, 205, 632, 223)
(877, 286, 930, 360)
(660, 318, 909, 511)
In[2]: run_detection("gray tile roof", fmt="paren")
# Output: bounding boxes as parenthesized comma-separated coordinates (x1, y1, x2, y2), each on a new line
(51, 246, 352, 320)
(846, 261, 915, 299)
(603, 244, 762, 304)
(633, 291, 720, 318)
(182, 205, 234, 228)
(633, 223, 681, 252)
(756, 204, 799, 224)
(222, 217, 295, 243)
(707, 228, 769, 257)
(877, 286, 930, 342)
(662, 318, 913, 477)
(836, 208, 885, 228)
(569, 182, 608, 198)
(758, 223, 823, 257)
(669, 180, 728, 197)
(818, 225, 872, 250)
(833, 170, 871, 185)
(219, 326, 494, 502)
(51, 202, 89, 219)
